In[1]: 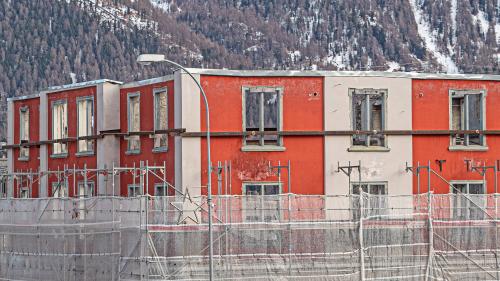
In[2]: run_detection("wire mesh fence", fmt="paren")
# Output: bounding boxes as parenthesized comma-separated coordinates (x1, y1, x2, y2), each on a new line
(0, 193, 499, 280)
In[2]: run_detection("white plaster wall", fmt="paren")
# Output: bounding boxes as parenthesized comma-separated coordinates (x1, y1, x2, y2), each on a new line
(39, 92, 48, 197)
(97, 83, 121, 195)
(174, 71, 201, 197)
(6, 100, 14, 197)
(324, 76, 413, 218)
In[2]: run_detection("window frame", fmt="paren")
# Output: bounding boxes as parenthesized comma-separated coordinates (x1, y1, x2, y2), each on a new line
(77, 181, 95, 198)
(51, 99, 68, 158)
(128, 184, 141, 197)
(351, 181, 388, 220)
(449, 180, 486, 220)
(152, 87, 168, 152)
(242, 182, 282, 222)
(18, 106, 30, 161)
(76, 96, 95, 156)
(348, 88, 389, 152)
(241, 86, 285, 152)
(154, 183, 168, 196)
(126, 92, 141, 154)
(448, 89, 487, 151)
(52, 181, 68, 198)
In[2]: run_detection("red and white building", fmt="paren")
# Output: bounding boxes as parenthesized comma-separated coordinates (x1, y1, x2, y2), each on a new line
(4, 70, 500, 201)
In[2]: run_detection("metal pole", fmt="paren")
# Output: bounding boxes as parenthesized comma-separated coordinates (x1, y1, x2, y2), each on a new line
(359, 188, 365, 281)
(288, 160, 291, 194)
(112, 162, 115, 196)
(425, 160, 433, 281)
(417, 161, 420, 210)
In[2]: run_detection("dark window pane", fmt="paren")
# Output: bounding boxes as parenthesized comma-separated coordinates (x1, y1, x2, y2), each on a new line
(370, 184, 386, 195)
(451, 97, 465, 145)
(246, 185, 261, 195)
(469, 184, 483, 194)
(263, 91, 279, 145)
(264, 185, 279, 195)
(352, 93, 367, 145)
(245, 91, 260, 144)
(467, 94, 482, 145)
(452, 184, 467, 193)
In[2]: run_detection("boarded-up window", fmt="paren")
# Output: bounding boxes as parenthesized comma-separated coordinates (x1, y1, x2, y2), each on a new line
(451, 91, 484, 146)
(244, 88, 281, 146)
(77, 97, 94, 153)
(19, 107, 29, 159)
(154, 89, 168, 150)
(52, 100, 68, 155)
(351, 89, 385, 147)
(128, 94, 140, 151)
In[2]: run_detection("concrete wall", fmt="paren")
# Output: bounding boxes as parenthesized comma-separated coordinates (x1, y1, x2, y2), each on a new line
(175, 71, 201, 197)
(324, 76, 413, 196)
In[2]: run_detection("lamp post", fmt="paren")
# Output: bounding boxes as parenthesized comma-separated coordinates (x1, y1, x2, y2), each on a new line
(137, 54, 214, 280)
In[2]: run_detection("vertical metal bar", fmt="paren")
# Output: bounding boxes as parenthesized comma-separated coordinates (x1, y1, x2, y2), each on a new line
(73, 164, 76, 197)
(112, 162, 115, 196)
(425, 160, 433, 281)
(288, 160, 291, 194)
(288, 192, 292, 276)
(359, 188, 365, 281)
(145, 160, 149, 196)
(417, 161, 420, 210)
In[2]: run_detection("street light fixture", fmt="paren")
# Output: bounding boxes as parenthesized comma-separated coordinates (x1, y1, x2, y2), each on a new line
(137, 54, 215, 280)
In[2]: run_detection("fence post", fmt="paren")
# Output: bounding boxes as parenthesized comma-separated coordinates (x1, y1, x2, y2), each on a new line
(425, 161, 433, 281)
(359, 191, 365, 281)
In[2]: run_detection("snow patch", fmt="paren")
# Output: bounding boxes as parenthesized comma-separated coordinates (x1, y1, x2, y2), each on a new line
(409, 0, 459, 73)
(70, 73, 77, 84)
(386, 61, 400, 72)
(450, 0, 457, 44)
(288, 50, 301, 63)
(472, 10, 490, 34)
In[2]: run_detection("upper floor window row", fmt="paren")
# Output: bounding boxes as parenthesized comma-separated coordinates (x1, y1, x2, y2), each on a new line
(50, 97, 95, 158)
(126, 88, 168, 154)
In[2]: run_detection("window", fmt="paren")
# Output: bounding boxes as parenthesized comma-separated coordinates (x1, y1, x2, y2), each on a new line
(155, 184, 167, 196)
(52, 100, 68, 155)
(451, 182, 485, 220)
(19, 188, 29, 198)
(0, 177, 6, 198)
(352, 182, 387, 219)
(243, 87, 282, 147)
(77, 97, 94, 154)
(242, 183, 282, 250)
(77, 181, 94, 198)
(450, 90, 485, 147)
(52, 182, 68, 198)
(351, 89, 386, 147)
(127, 93, 140, 152)
(19, 106, 29, 159)
(243, 183, 281, 222)
(128, 185, 141, 197)
(153, 88, 168, 151)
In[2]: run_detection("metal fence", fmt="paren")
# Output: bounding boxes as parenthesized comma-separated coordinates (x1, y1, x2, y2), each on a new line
(0, 193, 499, 280)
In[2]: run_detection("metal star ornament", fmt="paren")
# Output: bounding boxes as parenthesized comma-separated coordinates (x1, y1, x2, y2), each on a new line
(171, 190, 202, 225)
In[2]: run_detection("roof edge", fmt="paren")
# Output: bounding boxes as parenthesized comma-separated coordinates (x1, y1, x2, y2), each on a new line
(121, 75, 174, 89)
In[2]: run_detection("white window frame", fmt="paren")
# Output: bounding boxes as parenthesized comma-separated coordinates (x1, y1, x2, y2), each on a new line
(241, 86, 284, 152)
(52, 181, 68, 198)
(242, 182, 282, 222)
(128, 184, 141, 197)
(349, 88, 388, 151)
(19, 106, 30, 160)
(77, 181, 95, 198)
(76, 96, 95, 155)
(450, 180, 486, 220)
(153, 88, 168, 152)
(351, 181, 388, 220)
(449, 89, 487, 150)
(51, 99, 68, 157)
(127, 93, 141, 154)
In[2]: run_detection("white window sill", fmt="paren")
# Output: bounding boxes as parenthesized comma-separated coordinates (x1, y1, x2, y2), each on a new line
(448, 145, 488, 152)
(50, 153, 68, 159)
(76, 151, 95, 157)
(152, 147, 168, 153)
(241, 145, 286, 152)
(125, 150, 141, 155)
(17, 157, 29, 162)
(348, 146, 390, 152)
